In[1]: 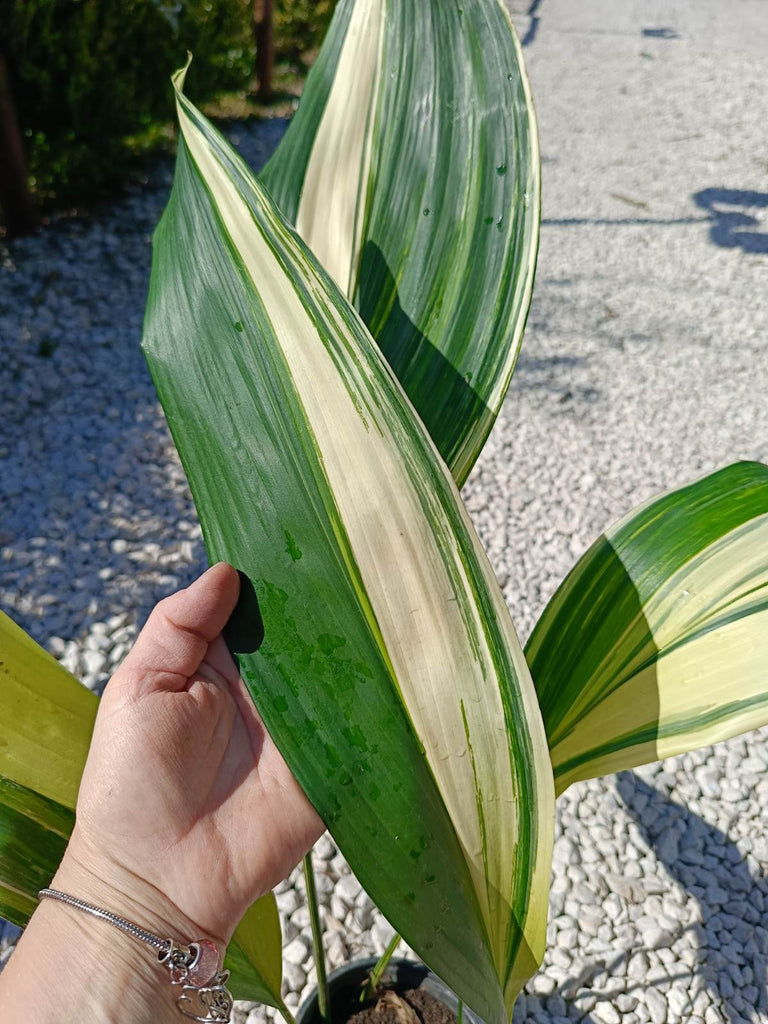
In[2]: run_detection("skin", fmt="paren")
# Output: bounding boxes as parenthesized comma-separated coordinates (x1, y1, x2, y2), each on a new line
(0, 562, 324, 1022)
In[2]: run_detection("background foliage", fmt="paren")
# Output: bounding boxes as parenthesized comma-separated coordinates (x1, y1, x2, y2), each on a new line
(274, 0, 336, 64)
(0, 0, 336, 204)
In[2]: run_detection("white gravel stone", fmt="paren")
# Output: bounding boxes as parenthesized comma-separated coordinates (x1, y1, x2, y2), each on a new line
(645, 989, 668, 1024)
(81, 649, 107, 677)
(335, 873, 362, 906)
(594, 1002, 621, 1024)
(283, 962, 306, 993)
(371, 915, 396, 953)
(283, 937, 310, 967)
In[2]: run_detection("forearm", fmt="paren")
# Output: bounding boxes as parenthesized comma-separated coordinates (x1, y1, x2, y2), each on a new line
(0, 901, 179, 1024)
(0, 841, 220, 1024)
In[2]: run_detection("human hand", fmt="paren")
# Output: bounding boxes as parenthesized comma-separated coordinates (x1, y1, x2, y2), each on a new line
(54, 562, 324, 947)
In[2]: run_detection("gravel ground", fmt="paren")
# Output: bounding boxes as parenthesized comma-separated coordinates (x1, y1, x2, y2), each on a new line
(1, 1, 767, 1022)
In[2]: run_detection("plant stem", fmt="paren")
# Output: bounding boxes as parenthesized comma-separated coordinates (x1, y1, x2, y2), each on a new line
(457, 1000, 464, 1024)
(360, 931, 401, 1002)
(278, 1001, 298, 1024)
(303, 852, 331, 1023)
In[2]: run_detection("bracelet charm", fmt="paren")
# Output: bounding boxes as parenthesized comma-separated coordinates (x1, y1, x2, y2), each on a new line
(159, 937, 234, 1022)
(177, 971, 234, 1023)
(38, 888, 234, 1023)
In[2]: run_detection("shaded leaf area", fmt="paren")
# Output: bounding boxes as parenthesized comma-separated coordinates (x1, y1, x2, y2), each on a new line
(0, 777, 72, 926)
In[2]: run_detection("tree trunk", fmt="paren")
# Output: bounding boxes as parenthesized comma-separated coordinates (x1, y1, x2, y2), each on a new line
(0, 52, 37, 236)
(253, 0, 275, 102)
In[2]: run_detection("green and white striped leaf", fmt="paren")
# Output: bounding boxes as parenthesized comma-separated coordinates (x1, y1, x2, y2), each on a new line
(259, 0, 539, 485)
(142, 72, 554, 1022)
(525, 462, 768, 795)
(0, 610, 284, 1007)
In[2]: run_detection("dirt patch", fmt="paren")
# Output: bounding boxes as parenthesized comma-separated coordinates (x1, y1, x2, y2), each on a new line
(347, 988, 457, 1024)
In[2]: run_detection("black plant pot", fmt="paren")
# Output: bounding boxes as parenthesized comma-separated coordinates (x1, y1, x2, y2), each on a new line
(295, 957, 485, 1024)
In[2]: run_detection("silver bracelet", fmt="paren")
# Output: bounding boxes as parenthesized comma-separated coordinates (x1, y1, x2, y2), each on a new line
(38, 887, 234, 1022)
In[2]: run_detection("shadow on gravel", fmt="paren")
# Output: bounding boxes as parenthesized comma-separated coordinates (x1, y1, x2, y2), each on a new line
(542, 215, 707, 228)
(617, 772, 768, 1023)
(512, 352, 601, 409)
(521, 0, 544, 48)
(642, 28, 680, 40)
(0, 122, 288, 651)
(693, 189, 768, 254)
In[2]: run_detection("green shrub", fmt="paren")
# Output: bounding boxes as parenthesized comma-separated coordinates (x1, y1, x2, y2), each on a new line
(1, 0, 255, 200)
(274, 0, 336, 64)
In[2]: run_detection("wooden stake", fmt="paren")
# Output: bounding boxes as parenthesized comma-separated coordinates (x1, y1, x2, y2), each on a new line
(0, 52, 37, 236)
(253, 0, 275, 102)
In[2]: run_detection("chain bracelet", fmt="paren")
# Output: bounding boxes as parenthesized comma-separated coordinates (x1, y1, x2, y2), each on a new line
(38, 888, 234, 1023)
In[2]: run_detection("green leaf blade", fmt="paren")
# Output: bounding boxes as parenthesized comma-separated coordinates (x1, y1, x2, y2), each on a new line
(0, 609, 98, 809)
(260, 0, 539, 484)
(526, 462, 768, 793)
(143, 75, 554, 1021)
(0, 777, 72, 926)
(225, 894, 285, 1007)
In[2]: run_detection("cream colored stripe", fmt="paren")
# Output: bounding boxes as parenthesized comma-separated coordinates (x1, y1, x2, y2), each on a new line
(295, 0, 384, 298)
(642, 515, 768, 645)
(552, 605, 768, 785)
(551, 516, 768, 773)
(176, 97, 550, 968)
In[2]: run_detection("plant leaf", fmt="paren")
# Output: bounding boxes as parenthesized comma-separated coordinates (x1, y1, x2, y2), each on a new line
(0, 610, 283, 1006)
(525, 462, 768, 795)
(0, 609, 98, 808)
(226, 896, 284, 1006)
(0, 776, 72, 926)
(142, 72, 553, 1022)
(260, 0, 540, 485)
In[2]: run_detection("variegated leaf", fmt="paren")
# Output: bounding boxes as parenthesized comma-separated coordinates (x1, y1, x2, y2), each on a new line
(526, 462, 768, 795)
(260, 0, 539, 484)
(141, 70, 554, 1022)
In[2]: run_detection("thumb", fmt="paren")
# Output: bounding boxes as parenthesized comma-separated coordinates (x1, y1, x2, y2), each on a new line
(114, 562, 240, 695)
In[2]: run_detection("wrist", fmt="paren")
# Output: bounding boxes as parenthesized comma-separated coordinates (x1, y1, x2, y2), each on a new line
(53, 830, 224, 951)
(29, 897, 179, 1023)
(0, 853, 187, 1024)
(2, 832, 230, 1024)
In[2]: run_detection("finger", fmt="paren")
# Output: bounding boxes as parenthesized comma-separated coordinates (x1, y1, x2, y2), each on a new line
(115, 562, 240, 695)
(205, 635, 264, 722)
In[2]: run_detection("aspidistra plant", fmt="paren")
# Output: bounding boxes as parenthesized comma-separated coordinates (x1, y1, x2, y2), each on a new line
(2, 1, 768, 1022)
(143, 50, 554, 1024)
(140, 14, 768, 1024)
(527, 460, 768, 795)
(258, 0, 540, 485)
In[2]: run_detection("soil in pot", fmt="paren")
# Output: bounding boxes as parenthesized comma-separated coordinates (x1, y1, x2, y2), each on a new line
(349, 986, 457, 1024)
(296, 957, 479, 1024)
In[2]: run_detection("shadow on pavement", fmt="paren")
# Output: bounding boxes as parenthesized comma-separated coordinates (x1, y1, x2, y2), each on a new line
(642, 28, 681, 40)
(521, 0, 544, 48)
(617, 771, 768, 1023)
(693, 188, 768, 254)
